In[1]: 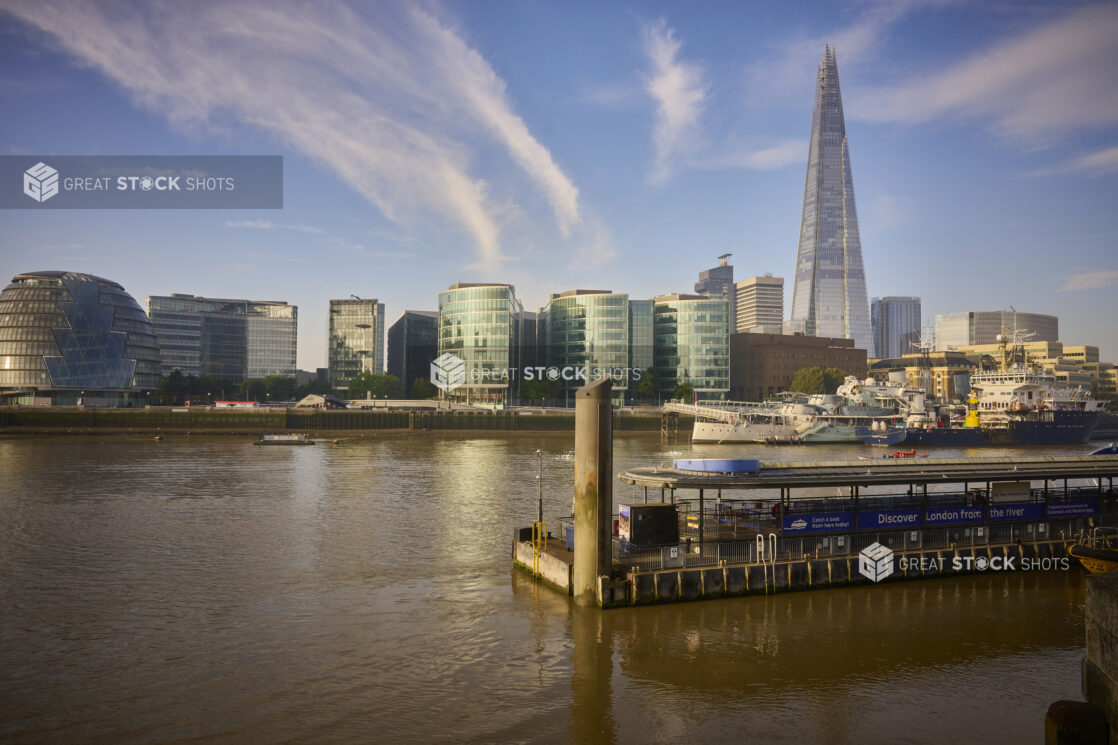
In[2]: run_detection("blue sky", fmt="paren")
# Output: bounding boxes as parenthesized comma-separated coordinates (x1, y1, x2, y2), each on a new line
(1, 0, 1116, 370)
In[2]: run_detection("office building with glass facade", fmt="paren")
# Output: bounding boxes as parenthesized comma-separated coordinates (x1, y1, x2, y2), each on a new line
(934, 311, 1058, 350)
(694, 254, 735, 323)
(247, 302, 298, 379)
(147, 295, 297, 381)
(386, 310, 438, 397)
(0, 271, 161, 405)
(538, 290, 653, 403)
(871, 296, 921, 359)
(629, 300, 654, 394)
(437, 283, 523, 405)
(652, 294, 730, 400)
(328, 299, 385, 392)
(790, 46, 871, 352)
(735, 275, 784, 333)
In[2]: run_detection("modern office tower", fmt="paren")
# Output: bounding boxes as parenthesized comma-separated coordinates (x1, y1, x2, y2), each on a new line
(328, 298, 385, 392)
(520, 311, 542, 373)
(437, 283, 523, 405)
(790, 46, 871, 351)
(247, 302, 298, 379)
(539, 290, 649, 403)
(147, 294, 297, 381)
(652, 294, 730, 401)
(695, 254, 735, 322)
(730, 332, 867, 401)
(0, 271, 162, 406)
(387, 310, 438, 397)
(629, 299, 655, 389)
(934, 311, 1059, 350)
(871, 296, 921, 359)
(734, 274, 784, 333)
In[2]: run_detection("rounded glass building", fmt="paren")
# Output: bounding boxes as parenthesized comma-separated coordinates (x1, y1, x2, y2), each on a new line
(0, 271, 161, 406)
(437, 283, 522, 405)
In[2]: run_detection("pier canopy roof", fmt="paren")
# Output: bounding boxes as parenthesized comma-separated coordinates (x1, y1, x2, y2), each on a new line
(618, 455, 1118, 490)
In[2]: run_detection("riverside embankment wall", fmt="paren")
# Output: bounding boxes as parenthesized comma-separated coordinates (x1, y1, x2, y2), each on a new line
(0, 408, 686, 434)
(1085, 573, 1118, 743)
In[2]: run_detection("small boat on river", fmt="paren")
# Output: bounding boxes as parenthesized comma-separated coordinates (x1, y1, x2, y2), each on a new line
(1068, 527, 1118, 573)
(253, 433, 315, 446)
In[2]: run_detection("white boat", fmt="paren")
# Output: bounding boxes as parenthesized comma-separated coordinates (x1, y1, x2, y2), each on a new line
(253, 433, 316, 446)
(682, 378, 911, 444)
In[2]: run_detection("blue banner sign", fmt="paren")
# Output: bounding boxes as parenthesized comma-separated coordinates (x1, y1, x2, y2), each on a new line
(857, 508, 922, 530)
(925, 505, 986, 525)
(783, 512, 853, 534)
(1047, 500, 1098, 518)
(988, 502, 1044, 521)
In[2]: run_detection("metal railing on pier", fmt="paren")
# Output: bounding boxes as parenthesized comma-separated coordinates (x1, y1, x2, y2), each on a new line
(612, 516, 1109, 572)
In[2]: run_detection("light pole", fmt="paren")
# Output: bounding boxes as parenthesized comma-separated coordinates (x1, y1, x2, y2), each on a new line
(536, 448, 543, 523)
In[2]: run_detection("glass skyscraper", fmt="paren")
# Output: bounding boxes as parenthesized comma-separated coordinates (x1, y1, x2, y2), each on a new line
(328, 298, 385, 392)
(791, 46, 871, 352)
(871, 296, 921, 359)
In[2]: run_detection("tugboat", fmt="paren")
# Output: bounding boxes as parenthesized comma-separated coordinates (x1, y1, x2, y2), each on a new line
(904, 332, 1105, 446)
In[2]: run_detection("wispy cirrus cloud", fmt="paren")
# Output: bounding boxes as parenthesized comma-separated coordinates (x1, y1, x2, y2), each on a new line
(640, 20, 802, 182)
(1027, 144, 1118, 177)
(2, 0, 580, 266)
(223, 219, 409, 259)
(851, 4, 1118, 140)
(688, 140, 804, 172)
(642, 19, 707, 184)
(744, 0, 949, 106)
(1060, 270, 1118, 292)
(1069, 146, 1118, 175)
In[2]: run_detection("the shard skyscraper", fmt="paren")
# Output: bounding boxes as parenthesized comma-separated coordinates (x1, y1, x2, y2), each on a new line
(790, 46, 871, 352)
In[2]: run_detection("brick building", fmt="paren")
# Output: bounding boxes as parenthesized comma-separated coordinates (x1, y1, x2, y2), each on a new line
(730, 332, 867, 401)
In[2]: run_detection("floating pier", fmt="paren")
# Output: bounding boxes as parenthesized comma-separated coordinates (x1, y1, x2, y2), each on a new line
(513, 382, 1118, 608)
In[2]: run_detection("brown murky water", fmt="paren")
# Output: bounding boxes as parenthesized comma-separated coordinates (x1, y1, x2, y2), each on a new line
(0, 434, 1092, 744)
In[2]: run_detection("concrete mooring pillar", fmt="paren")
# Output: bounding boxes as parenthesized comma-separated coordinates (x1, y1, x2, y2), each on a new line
(574, 376, 613, 607)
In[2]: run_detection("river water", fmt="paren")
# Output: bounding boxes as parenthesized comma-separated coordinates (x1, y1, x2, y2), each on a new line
(0, 434, 1095, 744)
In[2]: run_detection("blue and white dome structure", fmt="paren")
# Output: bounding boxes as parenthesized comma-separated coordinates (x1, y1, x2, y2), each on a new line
(0, 271, 161, 406)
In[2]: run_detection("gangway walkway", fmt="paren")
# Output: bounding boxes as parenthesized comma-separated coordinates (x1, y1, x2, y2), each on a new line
(661, 400, 784, 424)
